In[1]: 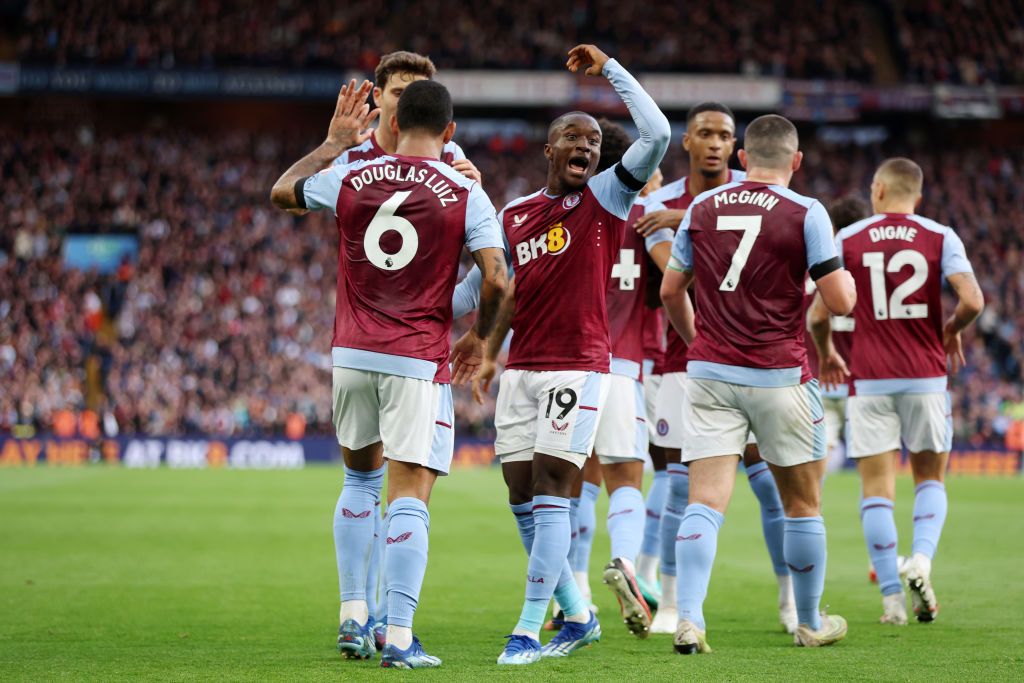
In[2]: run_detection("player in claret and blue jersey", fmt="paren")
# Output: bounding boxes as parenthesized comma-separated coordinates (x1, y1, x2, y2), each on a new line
(270, 79, 508, 668)
(635, 103, 797, 635)
(467, 44, 669, 665)
(660, 115, 857, 653)
(812, 158, 984, 626)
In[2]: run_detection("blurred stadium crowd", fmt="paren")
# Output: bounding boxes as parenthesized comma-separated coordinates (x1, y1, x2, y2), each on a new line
(11, 0, 1023, 84)
(1, 121, 1022, 445)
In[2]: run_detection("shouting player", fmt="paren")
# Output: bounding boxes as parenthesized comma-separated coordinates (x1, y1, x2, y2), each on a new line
(661, 114, 856, 653)
(813, 158, 983, 625)
(461, 45, 669, 664)
(270, 79, 508, 668)
(635, 103, 796, 634)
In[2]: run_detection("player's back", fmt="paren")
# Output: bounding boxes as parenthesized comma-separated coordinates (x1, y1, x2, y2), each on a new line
(605, 203, 649, 373)
(304, 154, 485, 382)
(503, 185, 626, 373)
(683, 180, 832, 380)
(837, 213, 970, 387)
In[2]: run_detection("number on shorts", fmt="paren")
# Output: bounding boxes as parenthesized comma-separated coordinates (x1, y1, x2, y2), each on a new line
(364, 190, 419, 271)
(862, 250, 929, 320)
(545, 388, 578, 420)
(716, 215, 762, 291)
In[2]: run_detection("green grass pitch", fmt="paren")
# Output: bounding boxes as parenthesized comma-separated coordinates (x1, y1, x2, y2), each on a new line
(1, 466, 1022, 681)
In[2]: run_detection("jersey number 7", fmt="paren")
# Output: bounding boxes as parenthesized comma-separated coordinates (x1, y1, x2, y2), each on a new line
(716, 215, 762, 291)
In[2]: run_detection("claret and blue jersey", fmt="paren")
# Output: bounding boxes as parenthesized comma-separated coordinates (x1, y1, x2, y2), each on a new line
(669, 180, 839, 388)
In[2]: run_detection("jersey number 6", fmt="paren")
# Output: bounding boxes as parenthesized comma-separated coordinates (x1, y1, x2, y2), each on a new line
(365, 190, 419, 271)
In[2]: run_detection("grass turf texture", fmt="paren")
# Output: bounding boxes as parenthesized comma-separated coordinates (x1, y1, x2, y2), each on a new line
(1, 467, 1021, 681)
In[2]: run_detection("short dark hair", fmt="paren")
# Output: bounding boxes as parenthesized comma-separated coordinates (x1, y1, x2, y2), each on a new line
(396, 80, 453, 136)
(827, 196, 870, 232)
(375, 51, 436, 90)
(596, 118, 632, 172)
(686, 102, 734, 126)
(548, 110, 598, 141)
(743, 114, 799, 168)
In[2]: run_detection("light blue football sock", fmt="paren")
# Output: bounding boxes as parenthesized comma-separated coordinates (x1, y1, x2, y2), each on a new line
(660, 463, 688, 577)
(572, 482, 599, 573)
(374, 506, 388, 623)
(674, 503, 723, 631)
(510, 502, 581, 616)
(365, 498, 382, 619)
(516, 496, 571, 635)
(335, 465, 384, 604)
(383, 497, 430, 629)
(746, 461, 788, 577)
(861, 497, 900, 596)
(641, 470, 669, 557)
(912, 481, 948, 560)
(568, 496, 581, 568)
(785, 516, 827, 630)
(607, 486, 645, 562)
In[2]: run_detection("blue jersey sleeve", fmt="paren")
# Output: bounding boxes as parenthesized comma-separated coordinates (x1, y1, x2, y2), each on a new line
(588, 59, 671, 220)
(448, 141, 467, 161)
(464, 184, 505, 253)
(834, 231, 846, 267)
(803, 201, 838, 271)
(941, 228, 973, 278)
(644, 228, 673, 252)
(301, 166, 347, 214)
(668, 207, 694, 271)
(452, 266, 483, 319)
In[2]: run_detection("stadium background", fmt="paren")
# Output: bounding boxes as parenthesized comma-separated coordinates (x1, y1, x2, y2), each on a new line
(2, 0, 1022, 472)
(2, 2, 1024, 680)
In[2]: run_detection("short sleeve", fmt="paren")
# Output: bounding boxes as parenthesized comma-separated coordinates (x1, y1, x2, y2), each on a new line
(448, 141, 467, 162)
(644, 228, 673, 252)
(941, 229, 973, 278)
(644, 200, 668, 214)
(669, 207, 694, 271)
(301, 168, 346, 214)
(464, 184, 505, 253)
(834, 231, 846, 267)
(803, 201, 840, 278)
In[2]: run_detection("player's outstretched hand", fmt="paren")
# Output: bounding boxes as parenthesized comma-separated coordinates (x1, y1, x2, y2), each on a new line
(326, 79, 380, 149)
(566, 44, 610, 76)
(819, 350, 851, 392)
(942, 320, 967, 373)
(634, 209, 686, 237)
(451, 158, 482, 185)
(450, 329, 485, 386)
(471, 358, 498, 405)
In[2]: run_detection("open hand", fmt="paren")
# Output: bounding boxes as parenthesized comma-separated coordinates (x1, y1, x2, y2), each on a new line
(450, 329, 485, 385)
(326, 79, 381, 149)
(634, 209, 685, 237)
(471, 358, 498, 405)
(943, 319, 967, 373)
(818, 350, 851, 392)
(566, 44, 610, 76)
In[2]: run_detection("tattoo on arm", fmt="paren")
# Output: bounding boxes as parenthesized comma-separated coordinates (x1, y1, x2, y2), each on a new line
(270, 141, 345, 210)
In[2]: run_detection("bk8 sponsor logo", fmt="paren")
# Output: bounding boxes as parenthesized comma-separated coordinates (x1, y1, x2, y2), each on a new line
(515, 222, 571, 266)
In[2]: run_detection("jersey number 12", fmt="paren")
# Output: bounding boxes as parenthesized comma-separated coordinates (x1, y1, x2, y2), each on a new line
(862, 250, 929, 320)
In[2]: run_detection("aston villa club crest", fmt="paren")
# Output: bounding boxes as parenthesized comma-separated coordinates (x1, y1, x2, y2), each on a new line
(562, 192, 582, 210)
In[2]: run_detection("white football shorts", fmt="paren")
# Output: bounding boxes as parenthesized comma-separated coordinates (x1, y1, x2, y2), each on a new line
(642, 366, 662, 440)
(652, 371, 686, 449)
(823, 396, 847, 451)
(683, 377, 826, 468)
(331, 367, 454, 475)
(495, 369, 609, 469)
(846, 392, 952, 458)
(594, 373, 647, 464)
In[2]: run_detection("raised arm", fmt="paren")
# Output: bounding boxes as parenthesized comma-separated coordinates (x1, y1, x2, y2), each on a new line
(569, 45, 671, 218)
(270, 80, 379, 212)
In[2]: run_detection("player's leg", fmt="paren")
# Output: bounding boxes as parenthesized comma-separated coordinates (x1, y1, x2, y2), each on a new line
(901, 392, 953, 622)
(331, 367, 386, 660)
(498, 371, 606, 664)
(742, 439, 795, 633)
(751, 381, 846, 647)
(848, 393, 906, 625)
(638, 372, 667, 593)
(673, 377, 747, 654)
(595, 374, 651, 636)
(376, 377, 451, 668)
(651, 372, 688, 633)
(572, 454, 601, 607)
